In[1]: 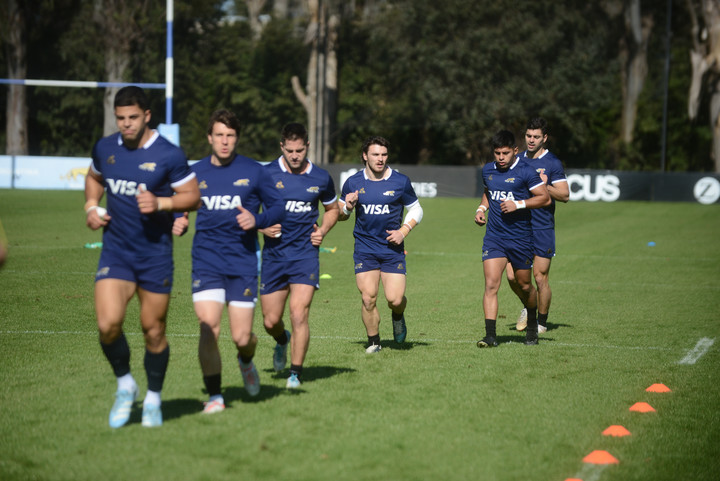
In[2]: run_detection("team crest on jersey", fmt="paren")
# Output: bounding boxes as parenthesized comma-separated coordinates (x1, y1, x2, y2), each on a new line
(163, 278, 170, 287)
(359, 188, 366, 194)
(397, 263, 404, 270)
(96, 267, 110, 277)
(307, 186, 319, 193)
(276, 181, 285, 189)
(525, 258, 532, 265)
(234, 179, 250, 186)
(354, 262, 363, 270)
(106, 155, 116, 165)
(199, 180, 208, 189)
(309, 273, 316, 280)
(139, 162, 157, 172)
(536, 168, 546, 175)
(383, 190, 395, 196)
(259, 283, 266, 292)
(193, 279, 202, 288)
(504, 178, 516, 183)
(243, 288, 253, 297)
(482, 250, 489, 258)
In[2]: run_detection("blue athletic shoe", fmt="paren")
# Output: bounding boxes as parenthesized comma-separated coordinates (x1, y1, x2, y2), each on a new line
(286, 372, 301, 389)
(141, 403, 162, 427)
(273, 330, 291, 372)
(108, 387, 137, 428)
(392, 315, 407, 343)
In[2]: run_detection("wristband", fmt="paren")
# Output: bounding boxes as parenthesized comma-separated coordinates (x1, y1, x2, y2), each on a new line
(402, 223, 413, 232)
(85, 205, 100, 215)
(476, 205, 487, 213)
(84, 200, 99, 213)
(513, 200, 526, 209)
(342, 205, 352, 216)
(157, 197, 173, 211)
(399, 225, 411, 238)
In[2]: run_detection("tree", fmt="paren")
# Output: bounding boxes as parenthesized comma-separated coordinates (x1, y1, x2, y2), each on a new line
(2, 0, 29, 155)
(686, 0, 720, 172)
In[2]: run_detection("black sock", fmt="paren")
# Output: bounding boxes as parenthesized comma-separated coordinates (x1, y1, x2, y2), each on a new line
(144, 345, 170, 393)
(392, 311, 404, 321)
(100, 333, 131, 377)
(484, 319, 496, 339)
(290, 364, 303, 378)
(367, 334, 380, 346)
(273, 324, 288, 345)
(526, 308, 538, 333)
(238, 353, 253, 365)
(203, 373, 222, 397)
(538, 313, 548, 327)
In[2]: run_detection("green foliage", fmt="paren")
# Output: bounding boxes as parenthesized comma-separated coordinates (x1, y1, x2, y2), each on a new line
(0, 1, 716, 170)
(1, 191, 719, 480)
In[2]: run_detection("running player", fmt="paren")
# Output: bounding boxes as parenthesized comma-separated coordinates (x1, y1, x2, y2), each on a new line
(260, 123, 339, 389)
(339, 136, 423, 353)
(85, 86, 200, 428)
(507, 118, 569, 334)
(474, 129, 550, 347)
(173, 109, 285, 414)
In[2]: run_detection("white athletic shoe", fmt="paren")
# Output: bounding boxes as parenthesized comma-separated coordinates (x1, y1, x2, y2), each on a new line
(516, 308, 528, 331)
(538, 324, 548, 334)
(286, 373, 301, 389)
(202, 398, 225, 414)
(365, 343, 382, 354)
(239, 360, 260, 397)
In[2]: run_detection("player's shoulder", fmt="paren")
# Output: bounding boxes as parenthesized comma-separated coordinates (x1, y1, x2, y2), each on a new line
(93, 132, 121, 154)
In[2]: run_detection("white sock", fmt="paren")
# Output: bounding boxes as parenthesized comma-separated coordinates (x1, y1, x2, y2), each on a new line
(144, 390, 161, 407)
(117, 373, 137, 393)
(209, 394, 224, 404)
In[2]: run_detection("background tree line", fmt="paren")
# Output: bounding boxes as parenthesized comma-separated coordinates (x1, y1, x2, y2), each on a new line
(2, 0, 719, 172)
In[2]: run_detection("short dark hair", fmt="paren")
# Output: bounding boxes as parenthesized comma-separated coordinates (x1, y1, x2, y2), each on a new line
(362, 136, 390, 155)
(207, 109, 241, 136)
(491, 130, 516, 150)
(114, 86, 150, 111)
(281, 123, 308, 144)
(526, 117, 548, 135)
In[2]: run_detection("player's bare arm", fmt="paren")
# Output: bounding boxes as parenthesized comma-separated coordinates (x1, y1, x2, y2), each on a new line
(338, 191, 359, 221)
(547, 180, 569, 203)
(475, 192, 489, 226)
(259, 224, 283, 238)
(500, 184, 550, 213)
(84, 168, 110, 230)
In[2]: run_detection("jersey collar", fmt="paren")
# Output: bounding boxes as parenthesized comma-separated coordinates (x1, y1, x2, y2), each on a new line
(116, 129, 159, 150)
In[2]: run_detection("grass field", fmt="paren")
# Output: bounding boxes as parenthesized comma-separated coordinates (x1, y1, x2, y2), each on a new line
(0, 189, 718, 481)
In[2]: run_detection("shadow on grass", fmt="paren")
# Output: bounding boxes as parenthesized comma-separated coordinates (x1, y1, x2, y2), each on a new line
(352, 339, 430, 351)
(161, 397, 205, 422)
(505, 321, 572, 332)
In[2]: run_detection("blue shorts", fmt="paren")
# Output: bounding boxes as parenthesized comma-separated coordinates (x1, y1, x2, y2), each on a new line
(191, 269, 257, 304)
(353, 251, 407, 275)
(96, 250, 173, 294)
(260, 257, 320, 294)
(533, 229, 556, 258)
(482, 236, 533, 270)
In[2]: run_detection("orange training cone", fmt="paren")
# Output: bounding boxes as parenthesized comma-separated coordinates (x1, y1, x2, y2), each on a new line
(629, 402, 656, 413)
(602, 425, 632, 437)
(583, 450, 619, 465)
(646, 383, 671, 393)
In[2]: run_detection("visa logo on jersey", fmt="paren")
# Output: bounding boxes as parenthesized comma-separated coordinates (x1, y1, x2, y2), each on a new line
(106, 179, 148, 196)
(361, 204, 390, 215)
(489, 190, 517, 201)
(286, 200, 312, 213)
(202, 195, 242, 210)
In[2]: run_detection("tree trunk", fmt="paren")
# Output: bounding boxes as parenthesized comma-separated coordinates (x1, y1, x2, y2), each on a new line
(620, 0, 653, 144)
(246, 0, 268, 42)
(5, 0, 28, 155)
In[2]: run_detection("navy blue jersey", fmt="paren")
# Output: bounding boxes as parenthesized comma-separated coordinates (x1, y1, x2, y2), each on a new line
(191, 154, 285, 276)
(340, 167, 419, 255)
(262, 157, 337, 261)
(90, 131, 195, 256)
(482, 158, 544, 240)
(519, 149, 567, 230)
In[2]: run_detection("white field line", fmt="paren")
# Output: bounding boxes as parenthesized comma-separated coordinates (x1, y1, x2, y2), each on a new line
(678, 337, 715, 365)
(0, 330, 681, 352)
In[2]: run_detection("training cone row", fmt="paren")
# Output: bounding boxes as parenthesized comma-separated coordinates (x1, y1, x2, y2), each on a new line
(563, 383, 671, 480)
